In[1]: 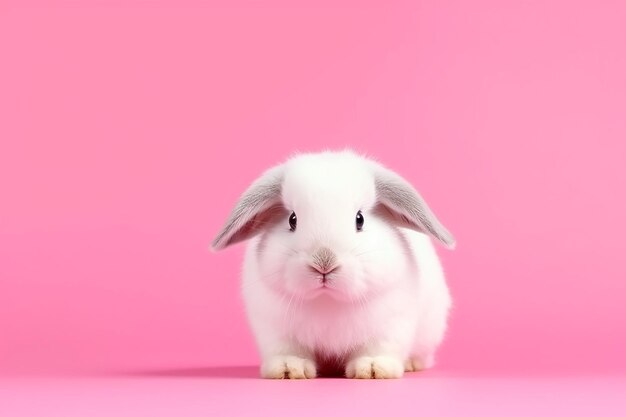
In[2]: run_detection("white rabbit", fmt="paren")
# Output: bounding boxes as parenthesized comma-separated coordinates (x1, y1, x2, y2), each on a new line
(212, 150, 455, 379)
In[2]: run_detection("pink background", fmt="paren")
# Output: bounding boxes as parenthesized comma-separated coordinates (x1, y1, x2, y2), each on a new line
(1, 2, 625, 414)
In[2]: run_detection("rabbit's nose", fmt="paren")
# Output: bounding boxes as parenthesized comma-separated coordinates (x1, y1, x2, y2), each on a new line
(310, 247, 339, 274)
(309, 263, 339, 276)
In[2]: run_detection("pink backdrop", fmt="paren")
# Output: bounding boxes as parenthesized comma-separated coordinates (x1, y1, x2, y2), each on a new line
(1, 0, 625, 376)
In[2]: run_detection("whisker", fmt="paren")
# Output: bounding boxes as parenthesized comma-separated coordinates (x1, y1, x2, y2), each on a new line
(239, 268, 284, 291)
(283, 292, 296, 332)
(260, 241, 298, 255)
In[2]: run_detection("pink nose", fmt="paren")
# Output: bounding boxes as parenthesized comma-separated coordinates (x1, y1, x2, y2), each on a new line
(309, 263, 339, 275)
(310, 247, 339, 275)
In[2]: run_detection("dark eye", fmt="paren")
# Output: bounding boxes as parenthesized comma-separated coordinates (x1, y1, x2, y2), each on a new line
(289, 211, 297, 231)
(356, 210, 364, 231)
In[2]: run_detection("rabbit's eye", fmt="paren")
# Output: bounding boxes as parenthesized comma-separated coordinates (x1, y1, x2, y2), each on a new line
(356, 210, 364, 231)
(289, 211, 297, 231)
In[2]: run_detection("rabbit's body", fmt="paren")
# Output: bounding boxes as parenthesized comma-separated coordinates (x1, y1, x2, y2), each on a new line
(243, 230, 451, 378)
(213, 151, 455, 379)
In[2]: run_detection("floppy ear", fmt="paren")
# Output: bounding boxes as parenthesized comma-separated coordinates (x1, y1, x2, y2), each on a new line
(372, 163, 456, 249)
(211, 164, 286, 250)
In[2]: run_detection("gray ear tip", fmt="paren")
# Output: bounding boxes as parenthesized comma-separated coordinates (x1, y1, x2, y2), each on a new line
(210, 238, 225, 252)
(441, 234, 457, 250)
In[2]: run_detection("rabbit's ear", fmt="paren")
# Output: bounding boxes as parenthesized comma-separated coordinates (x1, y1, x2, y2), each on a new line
(211, 165, 286, 250)
(372, 163, 456, 249)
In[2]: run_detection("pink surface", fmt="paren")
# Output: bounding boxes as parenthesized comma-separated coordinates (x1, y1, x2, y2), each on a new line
(2, 372, 626, 417)
(1, 0, 626, 404)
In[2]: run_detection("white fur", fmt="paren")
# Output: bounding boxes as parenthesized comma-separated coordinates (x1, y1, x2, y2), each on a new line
(213, 151, 454, 379)
(233, 151, 453, 379)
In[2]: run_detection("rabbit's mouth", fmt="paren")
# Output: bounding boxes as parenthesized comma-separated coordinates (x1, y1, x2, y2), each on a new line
(310, 284, 335, 294)
(304, 282, 350, 302)
(301, 266, 344, 297)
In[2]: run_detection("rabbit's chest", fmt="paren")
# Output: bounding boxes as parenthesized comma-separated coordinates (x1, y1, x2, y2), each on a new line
(289, 301, 390, 355)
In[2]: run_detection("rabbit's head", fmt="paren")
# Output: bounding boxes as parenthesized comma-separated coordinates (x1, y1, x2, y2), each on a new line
(212, 151, 454, 302)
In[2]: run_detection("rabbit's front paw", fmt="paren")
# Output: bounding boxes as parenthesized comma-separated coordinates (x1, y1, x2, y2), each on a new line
(346, 355, 404, 379)
(261, 355, 317, 379)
